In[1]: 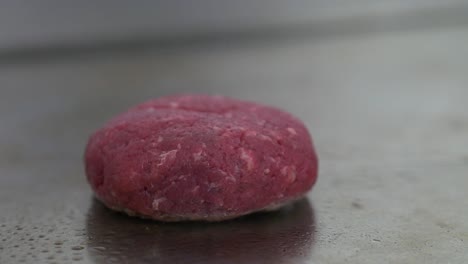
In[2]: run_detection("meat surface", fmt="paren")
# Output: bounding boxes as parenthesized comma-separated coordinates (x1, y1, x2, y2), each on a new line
(85, 95, 318, 221)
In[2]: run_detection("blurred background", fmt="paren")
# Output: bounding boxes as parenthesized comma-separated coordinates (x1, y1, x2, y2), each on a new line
(1, 1, 468, 263)
(0, 0, 467, 51)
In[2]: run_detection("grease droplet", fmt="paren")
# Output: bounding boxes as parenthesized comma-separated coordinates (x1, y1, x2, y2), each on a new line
(92, 246, 106, 251)
(71, 246, 84, 251)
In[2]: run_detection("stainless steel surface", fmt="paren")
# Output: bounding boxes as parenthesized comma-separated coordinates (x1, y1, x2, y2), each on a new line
(1, 23, 468, 263)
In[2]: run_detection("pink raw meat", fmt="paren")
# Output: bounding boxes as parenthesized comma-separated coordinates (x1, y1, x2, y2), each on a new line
(85, 95, 318, 221)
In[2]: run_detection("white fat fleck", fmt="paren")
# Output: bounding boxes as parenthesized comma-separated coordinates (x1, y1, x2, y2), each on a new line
(288, 167, 297, 183)
(240, 148, 254, 171)
(191, 186, 200, 193)
(169, 102, 179, 108)
(224, 112, 233, 118)
(202, 143, 207, 149)
(218, 170, 236, 182)
(245, 131, 257, 137)
(177, 143, 181, 149)
(281, 166, 297, 182)
(157, 149, 178, 166)
(264, 168, 270, 174)
(193, 150, 204, 161)
(157, 136, 164, 143)
(208, 182, 219, 191)
(227, 175, 237, 182)
(271, 131, 282, 140)
(259, 134, 273, 142)
(146, 108, 155, 112)
(221, 131, 231, 138)
(158, 117, 177, 122)
(287, 127, 297, 135)
(148, 149, 159, 156)
(152, 197, 166, 210)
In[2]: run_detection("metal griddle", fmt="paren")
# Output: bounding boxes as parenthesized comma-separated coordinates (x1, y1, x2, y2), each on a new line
(1, 11, 468, 264)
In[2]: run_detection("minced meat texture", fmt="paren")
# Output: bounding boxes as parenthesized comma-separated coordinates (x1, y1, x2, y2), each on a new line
(85, 95, 318, 221)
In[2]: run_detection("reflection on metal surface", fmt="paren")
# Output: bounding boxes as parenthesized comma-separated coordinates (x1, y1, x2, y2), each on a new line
(86, 198, 316, 264)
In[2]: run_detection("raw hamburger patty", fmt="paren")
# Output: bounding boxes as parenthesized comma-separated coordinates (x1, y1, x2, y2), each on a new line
(85, 95, 318, 221)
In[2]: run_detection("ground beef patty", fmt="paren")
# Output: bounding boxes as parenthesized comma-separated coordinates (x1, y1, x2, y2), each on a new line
(85, 95, 318, 221)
